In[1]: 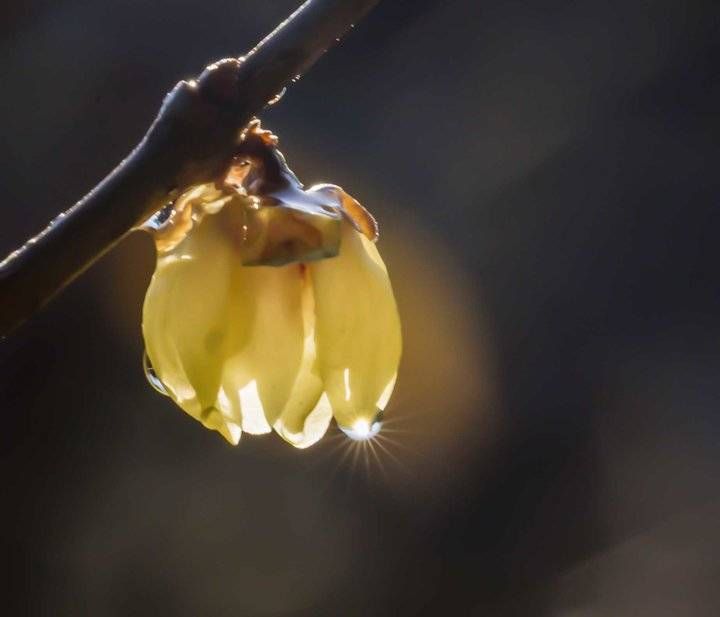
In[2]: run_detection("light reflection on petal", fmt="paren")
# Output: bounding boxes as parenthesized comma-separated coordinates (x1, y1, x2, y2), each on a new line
(238, 379, 271, 434)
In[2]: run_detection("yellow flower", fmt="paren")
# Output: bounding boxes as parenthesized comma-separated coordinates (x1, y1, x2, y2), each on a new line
(141, 122, 401, 447)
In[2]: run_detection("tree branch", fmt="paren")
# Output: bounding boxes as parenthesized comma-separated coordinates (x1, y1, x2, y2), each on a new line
(0, 0, 380, 336)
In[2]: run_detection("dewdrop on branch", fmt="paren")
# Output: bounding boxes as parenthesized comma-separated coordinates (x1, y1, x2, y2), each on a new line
(141, 121, 401, 448)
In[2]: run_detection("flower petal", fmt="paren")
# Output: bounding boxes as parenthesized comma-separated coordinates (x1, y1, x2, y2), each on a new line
(219, 261, 307, 434)
(272, 264, 332, 448)
(307, 184, 379, 241)
(309, 222, 401, 431)
(143, 203, 242, 443)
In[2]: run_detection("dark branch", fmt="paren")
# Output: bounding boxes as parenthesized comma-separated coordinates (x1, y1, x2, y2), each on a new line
(0, 0, 380, 336)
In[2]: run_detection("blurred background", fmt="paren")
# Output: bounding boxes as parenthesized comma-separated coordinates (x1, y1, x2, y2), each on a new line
(2, 0, 720, 614)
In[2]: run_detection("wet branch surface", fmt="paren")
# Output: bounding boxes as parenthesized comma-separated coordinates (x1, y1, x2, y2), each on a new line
(0, 0, 380, 336)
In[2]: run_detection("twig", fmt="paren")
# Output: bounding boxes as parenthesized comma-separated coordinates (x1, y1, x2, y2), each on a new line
(0, 0, 380, 336)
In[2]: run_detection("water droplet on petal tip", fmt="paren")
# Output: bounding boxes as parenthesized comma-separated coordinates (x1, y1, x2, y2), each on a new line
(339, 411, 384, 441)
(143, 350, 168, 396)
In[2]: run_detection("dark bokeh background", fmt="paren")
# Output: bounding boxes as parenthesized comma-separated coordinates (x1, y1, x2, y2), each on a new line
(2, 0, 720, 615)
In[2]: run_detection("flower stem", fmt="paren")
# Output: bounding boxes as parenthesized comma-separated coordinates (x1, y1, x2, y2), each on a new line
(0, 0, 380, 336)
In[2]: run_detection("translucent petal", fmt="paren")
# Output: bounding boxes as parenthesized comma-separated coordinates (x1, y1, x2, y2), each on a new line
(142, 203, 241, 443)
(306, 184, 378, 241)
(309, 222, 402, 431)
(218, 260, 307, 434)
(274, 392, 333, 449)
(272, 265, 332, 448)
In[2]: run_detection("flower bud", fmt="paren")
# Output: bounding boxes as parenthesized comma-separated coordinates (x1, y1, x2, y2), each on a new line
(142, 121, 401, 447)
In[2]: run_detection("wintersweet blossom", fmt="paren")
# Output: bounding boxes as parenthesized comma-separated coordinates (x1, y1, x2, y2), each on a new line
(141, 122, 401, 447)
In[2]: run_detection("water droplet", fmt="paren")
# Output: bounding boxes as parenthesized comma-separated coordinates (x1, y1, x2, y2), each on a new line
(267, 86, 286, 105)
(142, 202, 174, 232)
(143, 350, 168, 396)
(339, 410, 383, 441)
